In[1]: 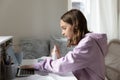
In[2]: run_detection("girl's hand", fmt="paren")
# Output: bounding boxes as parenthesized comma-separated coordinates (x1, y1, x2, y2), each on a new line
(51, 45, 60, 60)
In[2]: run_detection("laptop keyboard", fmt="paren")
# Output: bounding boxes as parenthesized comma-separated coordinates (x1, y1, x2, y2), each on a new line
(16, 68, 35, 77)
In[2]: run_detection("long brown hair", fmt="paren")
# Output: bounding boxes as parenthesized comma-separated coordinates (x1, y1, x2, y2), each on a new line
(61, 9, 90, 47)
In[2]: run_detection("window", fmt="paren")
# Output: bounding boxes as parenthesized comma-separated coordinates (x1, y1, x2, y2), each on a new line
(68, 0, 90, 27)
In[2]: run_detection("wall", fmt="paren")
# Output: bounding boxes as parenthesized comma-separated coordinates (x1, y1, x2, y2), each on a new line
(0, 0, 68, 45)
(118, 0, 120, 39)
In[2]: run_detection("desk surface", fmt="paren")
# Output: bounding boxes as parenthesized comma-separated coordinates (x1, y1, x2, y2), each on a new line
(14, 72, 77, 80)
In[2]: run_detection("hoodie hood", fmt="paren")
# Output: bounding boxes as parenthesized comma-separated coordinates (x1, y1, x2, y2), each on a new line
(86, 33, 108, 56)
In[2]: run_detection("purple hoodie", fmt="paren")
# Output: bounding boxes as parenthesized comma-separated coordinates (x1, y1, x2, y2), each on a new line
(34, 33, 108, 80)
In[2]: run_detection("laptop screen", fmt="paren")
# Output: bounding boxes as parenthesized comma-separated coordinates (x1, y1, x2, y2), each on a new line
(6, 45, 23, 65)
(6, 46, 19, 65)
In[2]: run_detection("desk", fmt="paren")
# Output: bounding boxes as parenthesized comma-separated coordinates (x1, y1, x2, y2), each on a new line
(14, 72, 77, 80)
(14, 59, 77, 80)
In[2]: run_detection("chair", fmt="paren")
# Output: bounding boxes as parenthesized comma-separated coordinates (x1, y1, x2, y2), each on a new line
(105, 39, 120, 80)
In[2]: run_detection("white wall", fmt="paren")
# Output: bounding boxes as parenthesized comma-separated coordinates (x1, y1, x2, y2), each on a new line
(0, 0, 68, 44)
(118, 0, 120, 39)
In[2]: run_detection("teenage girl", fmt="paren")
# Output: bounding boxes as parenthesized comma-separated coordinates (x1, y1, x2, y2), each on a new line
(21, 9, 107, 80)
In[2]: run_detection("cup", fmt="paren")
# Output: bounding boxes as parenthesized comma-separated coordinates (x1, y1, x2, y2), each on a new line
(3, 64, 17, 80)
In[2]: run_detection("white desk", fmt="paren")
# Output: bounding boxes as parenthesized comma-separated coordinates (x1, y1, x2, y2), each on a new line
(14, 72, 77, 80)
(14, 59, 77, 80)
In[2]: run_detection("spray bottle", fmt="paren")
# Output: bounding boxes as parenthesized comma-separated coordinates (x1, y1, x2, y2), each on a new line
(51, 45, 57, 60)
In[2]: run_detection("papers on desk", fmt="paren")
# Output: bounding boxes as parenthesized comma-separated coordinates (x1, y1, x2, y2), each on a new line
(21, 59, 38, 65)
(48, 72, 77, 80)
(21, 56, 51, 65)
(26, 74, 55, 80)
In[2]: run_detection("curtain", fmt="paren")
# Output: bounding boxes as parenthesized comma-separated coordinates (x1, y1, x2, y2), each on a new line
(90, 0, 119, 41)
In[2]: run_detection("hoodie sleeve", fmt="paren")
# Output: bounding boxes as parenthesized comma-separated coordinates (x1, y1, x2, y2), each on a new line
(34, 37, 95, 73)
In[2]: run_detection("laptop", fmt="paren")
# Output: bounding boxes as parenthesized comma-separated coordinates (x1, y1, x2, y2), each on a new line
(6, 45, 49, 77)
(16, 57, 49, 77)
(6, 46, 39, 77)
(16, 67, 35, 77)
(16, 59, 40, 77)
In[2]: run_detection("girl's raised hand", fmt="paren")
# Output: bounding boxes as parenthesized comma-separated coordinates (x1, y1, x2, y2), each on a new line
(51, 45, 60, 60)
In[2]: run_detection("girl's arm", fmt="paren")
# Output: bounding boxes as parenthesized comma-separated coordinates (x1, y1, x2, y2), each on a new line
(33, 38, 94, 73)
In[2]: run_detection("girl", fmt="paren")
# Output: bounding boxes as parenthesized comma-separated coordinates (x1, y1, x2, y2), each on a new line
(21, 9, 107, 80)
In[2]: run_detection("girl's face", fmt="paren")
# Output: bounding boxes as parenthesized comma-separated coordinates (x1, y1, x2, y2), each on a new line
(60, 20, 74, 40)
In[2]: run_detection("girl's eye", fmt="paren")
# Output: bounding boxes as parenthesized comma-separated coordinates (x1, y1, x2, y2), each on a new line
(63, 28, 66, 30)
(61, 26, 67, 30)
(62, 27, 66, 30)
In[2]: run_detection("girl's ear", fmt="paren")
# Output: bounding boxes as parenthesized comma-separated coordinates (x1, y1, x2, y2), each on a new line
(73, 27, 78, 33)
